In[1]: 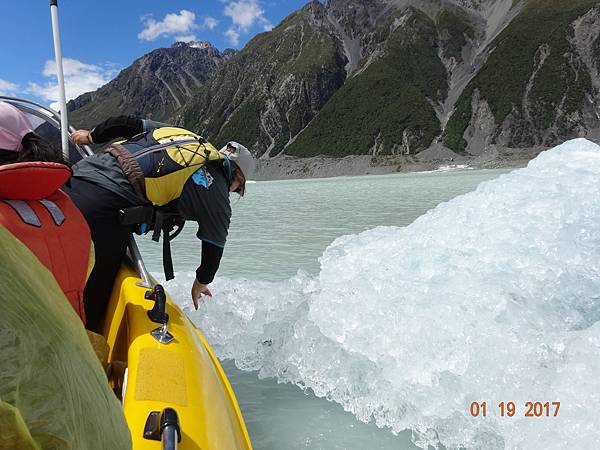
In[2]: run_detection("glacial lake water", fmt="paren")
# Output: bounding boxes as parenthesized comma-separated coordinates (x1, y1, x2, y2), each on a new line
(138, 168, 509, 449)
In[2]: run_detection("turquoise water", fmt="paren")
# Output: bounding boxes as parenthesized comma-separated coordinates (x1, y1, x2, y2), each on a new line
(139, 169, 508, 449)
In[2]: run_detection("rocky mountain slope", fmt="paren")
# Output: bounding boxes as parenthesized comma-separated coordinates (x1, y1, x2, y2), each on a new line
(180, 1, 348, 157)
(444, 0, 600, 155)
(180, 0, 600, 159)
(69, 0, 600, 165)
(69, 41, 234, 129)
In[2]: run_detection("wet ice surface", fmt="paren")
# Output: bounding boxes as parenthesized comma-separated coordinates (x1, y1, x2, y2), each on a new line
(162, 139, 600, 449)
(221, 359, 420, 450)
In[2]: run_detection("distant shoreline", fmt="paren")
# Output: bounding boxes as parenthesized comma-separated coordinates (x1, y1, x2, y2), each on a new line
(253, 146, 547, 181)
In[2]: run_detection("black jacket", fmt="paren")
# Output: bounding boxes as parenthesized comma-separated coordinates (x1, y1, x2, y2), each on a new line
(74, 115, 231, 284)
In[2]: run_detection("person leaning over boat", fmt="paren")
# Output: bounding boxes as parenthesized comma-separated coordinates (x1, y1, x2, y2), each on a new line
(66, 115, 256, 332)
(0, 101, 91, 322)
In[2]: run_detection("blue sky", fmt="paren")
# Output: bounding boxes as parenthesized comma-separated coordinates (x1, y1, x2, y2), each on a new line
(0, 0, 308, 108)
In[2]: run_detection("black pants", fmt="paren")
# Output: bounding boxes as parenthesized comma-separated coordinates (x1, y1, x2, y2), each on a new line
(63, 179, 137, 332)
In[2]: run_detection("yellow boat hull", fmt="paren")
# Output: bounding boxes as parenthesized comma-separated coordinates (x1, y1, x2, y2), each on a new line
(102, 264, 252, 450)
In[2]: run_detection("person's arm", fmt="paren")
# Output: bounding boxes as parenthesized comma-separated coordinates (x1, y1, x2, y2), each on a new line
(71, 116, 145, 145)
(90, 116, 145, 143)
(196, 241, 224, 285)
(178, 169, 231, 309)
(191, 241, 224, 310)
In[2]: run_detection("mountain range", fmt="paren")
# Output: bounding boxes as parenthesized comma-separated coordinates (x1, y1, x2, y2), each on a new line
(69, 41, 235, 128)
(69, 0, 600, 168)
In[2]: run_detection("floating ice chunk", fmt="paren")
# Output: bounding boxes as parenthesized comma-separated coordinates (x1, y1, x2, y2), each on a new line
(172, 139, 600, 449)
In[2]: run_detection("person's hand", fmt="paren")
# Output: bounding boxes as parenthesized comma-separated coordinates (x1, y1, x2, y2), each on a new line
(71, 129, 93, 145)
(191, 279, 212, 310)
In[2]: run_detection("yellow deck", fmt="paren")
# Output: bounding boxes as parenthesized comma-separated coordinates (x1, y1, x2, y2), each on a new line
(102, 264, 252, 450)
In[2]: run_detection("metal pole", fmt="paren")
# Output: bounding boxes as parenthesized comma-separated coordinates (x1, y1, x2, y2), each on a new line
(49, 0, 70, 161)
(128, 235, 154, 289)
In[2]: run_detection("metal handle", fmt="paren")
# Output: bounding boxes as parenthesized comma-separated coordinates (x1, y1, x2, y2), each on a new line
(162, 426, 178, 450)
(161, 408, 180, 450)
(144, 408, 181, 448)
(148, 285, 168, 324)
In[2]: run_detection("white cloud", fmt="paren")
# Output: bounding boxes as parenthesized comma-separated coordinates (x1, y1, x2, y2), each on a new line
(138, 10, 198, 41)
(225, 28, 240, 46)
(203, 17, 219, 30)
(0, 79, 19, 96)
(175, 34, 198, 43)
(223, 1, 272, 46)
(27, 58, 118, 110)
(138, 10, 220, 43)
(224, 0, 264, 30)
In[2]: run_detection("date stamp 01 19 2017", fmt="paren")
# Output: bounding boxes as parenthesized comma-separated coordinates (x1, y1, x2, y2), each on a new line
(469, 401, 561, 418)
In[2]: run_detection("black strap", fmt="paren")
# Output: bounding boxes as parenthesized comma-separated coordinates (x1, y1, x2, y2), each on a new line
(120, 204, 183, 281)
(147, 209, 175, 280)
(162, 226, 174, 281)
(152, 211, 164, 242)
(151, 209, 184, 281)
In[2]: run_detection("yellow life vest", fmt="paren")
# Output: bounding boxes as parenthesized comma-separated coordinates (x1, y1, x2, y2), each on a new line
(118, 127, 224, 206)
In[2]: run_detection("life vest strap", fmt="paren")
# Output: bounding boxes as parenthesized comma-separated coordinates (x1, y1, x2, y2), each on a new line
(152, 209, 185, 281)
(2, 200, 41, 227)
(107, 144, 148, 202)
(119, 204, 184, 281)
(39, 199, 65, 226)
(163, 229, 174, 281)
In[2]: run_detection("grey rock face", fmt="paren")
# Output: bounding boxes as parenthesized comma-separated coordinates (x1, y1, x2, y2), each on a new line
(572, 7, 600, 127)
(68, 41, 233, 128)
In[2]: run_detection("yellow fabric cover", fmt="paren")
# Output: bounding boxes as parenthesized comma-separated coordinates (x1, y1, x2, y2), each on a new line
(144, 127, 224, 206)
(145, 165, 200, 206)
(86, 331, 110, 370)
(87, 241, 95, 282)
(0, 225, 131, 450)
(0, 403, 40, 450)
